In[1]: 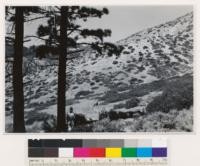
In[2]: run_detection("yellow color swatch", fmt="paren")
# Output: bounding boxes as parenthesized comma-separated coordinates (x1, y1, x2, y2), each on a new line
(106, 148, 121, 158)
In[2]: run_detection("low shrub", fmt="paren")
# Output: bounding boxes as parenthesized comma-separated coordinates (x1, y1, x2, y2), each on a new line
(90, 82, 95, 86)
(125, 97, 140, 109)
(99, 109, 145, 121)
(42, 115, 57, 132)
(100, 90, 121, 103)
(74, 114, 88, 126)
(113, 103, 126, 109)
(147, 75, 193, 113)
(91, 86, 99, 90)
(75, 90, 93, 99)
(72, 86, 78, 89)
(112, 60, 118, 65)
(143, 46, 148, 49)
(123, 51, 130, 54)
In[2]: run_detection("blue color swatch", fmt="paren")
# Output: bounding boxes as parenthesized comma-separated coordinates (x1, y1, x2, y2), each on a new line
(137, 148, 152, 157)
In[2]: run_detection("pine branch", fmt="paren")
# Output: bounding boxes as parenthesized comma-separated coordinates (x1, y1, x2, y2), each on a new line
(25, 16, 48, 22)
(55, 6, 61, 11)
(67, 28, 82, 36)
(10, 23, 15, 34)
(76, 42, 93, 46)
(25, 35, 48, 41)
(6, 11, 15, 16)
(68, 49, 85, 54)
(25, 35, 59, 46)
(49, 51, 86, 61)
(23, 39, 31, 42)
(6, 32, 15, 35)
(6, 36, 14, 42)
(37, 8, 51, 14)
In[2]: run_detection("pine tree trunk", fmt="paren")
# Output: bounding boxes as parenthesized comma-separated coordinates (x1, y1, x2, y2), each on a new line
(13, 7, 25, 132)
(56, 6, 68, 132)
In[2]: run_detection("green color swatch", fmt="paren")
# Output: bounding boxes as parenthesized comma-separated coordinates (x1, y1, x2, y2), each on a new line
(122, 148, 137, 157)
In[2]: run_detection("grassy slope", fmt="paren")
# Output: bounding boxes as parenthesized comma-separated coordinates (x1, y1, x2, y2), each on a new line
(73, 73, 193, 132)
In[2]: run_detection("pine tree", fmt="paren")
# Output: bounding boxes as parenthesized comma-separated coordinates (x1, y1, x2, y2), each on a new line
(12, 7, 25, 132)
(56, 6, 68, 131)
(36, 6, 124, 132)
(6, 6, 45, 132)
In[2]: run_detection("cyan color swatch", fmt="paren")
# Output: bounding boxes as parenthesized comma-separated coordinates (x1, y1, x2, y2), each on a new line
(137, 148, 152, 157)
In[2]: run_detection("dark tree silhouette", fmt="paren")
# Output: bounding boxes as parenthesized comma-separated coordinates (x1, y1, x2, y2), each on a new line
(6, 6, 44, 132)
(56, 6, 68, 131)
(13, 7, 25, 132)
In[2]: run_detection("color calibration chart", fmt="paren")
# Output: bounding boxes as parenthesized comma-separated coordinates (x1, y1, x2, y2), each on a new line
(28, 139, 168, 166)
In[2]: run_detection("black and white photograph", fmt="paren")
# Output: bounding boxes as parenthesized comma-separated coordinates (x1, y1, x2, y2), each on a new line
(5, 6, 193, 133)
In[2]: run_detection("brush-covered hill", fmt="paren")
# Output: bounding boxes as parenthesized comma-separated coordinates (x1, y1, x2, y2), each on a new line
(5, 12, 193, 132)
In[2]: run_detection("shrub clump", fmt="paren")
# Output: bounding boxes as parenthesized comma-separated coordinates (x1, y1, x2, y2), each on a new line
(125, 97, 140, 109)
(112, 60, 118, 65)
(75, 90, 93, 99)
(90, 82, 95, 86)
(146, 76, 193, 113)
(123, 51, 130, 54)
(101, 90, 120, 103)
(113, 103, 126, 109)
(74, 114, 88, 126)
(99, 109, 144, 121)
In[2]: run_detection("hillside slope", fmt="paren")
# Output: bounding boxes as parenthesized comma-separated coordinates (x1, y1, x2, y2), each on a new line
(5, 12, 193, 132)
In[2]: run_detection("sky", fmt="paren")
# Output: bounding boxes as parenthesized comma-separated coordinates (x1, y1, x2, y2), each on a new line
(21, 5, 193, 47)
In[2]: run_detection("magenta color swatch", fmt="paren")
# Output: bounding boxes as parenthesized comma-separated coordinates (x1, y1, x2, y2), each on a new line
(74, 148, 90, 157)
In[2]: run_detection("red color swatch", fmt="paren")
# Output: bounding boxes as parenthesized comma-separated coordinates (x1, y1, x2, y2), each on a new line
(89, 148, 105, 157)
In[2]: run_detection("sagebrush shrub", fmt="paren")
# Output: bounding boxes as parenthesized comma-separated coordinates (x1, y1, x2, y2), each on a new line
(147, 75, 193, 113)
